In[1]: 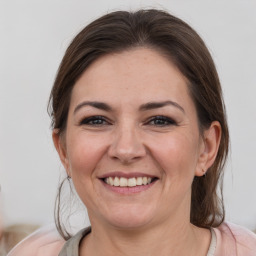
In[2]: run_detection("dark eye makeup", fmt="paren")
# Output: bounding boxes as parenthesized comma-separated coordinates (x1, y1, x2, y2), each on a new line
(79, 115, 110, 126)
(79, 115, 177, 127)
(145, 115, 177, 126)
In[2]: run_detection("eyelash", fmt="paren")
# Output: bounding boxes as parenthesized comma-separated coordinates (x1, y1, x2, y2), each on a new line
(79, 115, 177, 127)
(79, 115, 110, 126)
(146, 116, 177, 126)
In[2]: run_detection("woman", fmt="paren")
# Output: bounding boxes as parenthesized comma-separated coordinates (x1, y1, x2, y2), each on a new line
(8, 9, 256, 256)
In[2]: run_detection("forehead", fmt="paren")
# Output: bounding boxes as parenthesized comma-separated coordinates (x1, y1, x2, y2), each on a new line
(69, 48, 194, 111)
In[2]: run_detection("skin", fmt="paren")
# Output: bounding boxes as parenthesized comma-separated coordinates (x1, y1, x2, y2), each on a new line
(53, 47, 221, 256)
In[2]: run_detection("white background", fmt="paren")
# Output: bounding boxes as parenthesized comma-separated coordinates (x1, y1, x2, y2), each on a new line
(1, 0, 256, 231)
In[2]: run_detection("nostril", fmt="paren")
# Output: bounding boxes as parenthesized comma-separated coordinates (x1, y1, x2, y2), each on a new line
(107, 131, 146, 162)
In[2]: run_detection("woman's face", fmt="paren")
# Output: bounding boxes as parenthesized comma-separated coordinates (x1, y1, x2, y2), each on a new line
(55, 48, 209, 230)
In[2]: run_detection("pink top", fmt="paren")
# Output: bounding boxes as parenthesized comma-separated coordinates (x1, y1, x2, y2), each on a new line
(7, 222, 256, 256)
(213, 222, 256, 256)
(7, 225, 65, 256)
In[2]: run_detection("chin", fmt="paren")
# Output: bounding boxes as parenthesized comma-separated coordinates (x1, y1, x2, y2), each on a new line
(103, 204, 156, 230)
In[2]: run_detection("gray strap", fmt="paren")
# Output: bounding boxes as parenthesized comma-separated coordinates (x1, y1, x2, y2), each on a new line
(58, 227, 91, 256)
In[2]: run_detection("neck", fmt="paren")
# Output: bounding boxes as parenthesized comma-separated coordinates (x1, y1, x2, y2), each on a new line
(80, 218, 211, 256)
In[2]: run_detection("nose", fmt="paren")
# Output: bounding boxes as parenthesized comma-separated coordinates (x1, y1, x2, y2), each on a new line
(108, 124, 146, 164)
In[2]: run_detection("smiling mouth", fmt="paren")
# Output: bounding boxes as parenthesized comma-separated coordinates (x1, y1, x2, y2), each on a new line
(102, 176, 158, 187)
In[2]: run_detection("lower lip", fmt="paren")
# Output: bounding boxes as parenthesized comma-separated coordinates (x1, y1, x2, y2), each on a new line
(100, 180, 157, 194)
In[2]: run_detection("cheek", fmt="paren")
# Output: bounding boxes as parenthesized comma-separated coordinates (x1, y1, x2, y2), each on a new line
(66, 133, 108, 178)
(65, 133, 109, 207)
(149, 132, 199, 178)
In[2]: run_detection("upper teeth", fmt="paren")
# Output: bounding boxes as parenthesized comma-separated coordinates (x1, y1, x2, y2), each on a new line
(104, 177, 153, 187)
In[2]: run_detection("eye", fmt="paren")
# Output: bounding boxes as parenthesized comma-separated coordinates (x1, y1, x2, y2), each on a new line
(146, 116, 177, 126)
(79, 115, 110, 126)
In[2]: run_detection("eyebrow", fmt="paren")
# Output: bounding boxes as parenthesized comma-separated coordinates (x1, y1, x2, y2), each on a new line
(139, 100, 185, 113)
(74, 101, 112, 114)
(74, 100, 185, 114)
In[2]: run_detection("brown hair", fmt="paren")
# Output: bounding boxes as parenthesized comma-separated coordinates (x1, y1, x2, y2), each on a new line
(48, 9, 229, 240)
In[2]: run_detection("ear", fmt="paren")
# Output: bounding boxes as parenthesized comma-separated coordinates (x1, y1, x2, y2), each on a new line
(195, 121, 221, 177)
(52, 129, 70, 176)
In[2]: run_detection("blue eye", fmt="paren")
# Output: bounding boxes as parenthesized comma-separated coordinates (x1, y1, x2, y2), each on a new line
(80, 116, 109, 126)
(147, 116, 176, 126)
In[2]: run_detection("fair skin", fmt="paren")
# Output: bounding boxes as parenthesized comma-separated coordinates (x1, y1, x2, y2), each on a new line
(53, 48, 221, 256)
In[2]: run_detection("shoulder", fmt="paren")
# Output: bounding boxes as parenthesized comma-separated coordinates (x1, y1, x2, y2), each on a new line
(213, 222, 256, 256)
(7, 224, 65, 256)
